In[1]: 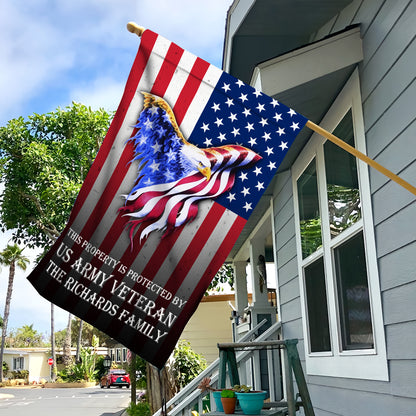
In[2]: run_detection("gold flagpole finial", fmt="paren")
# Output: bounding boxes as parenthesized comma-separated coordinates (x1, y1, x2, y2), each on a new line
(127, 22, 145, 37)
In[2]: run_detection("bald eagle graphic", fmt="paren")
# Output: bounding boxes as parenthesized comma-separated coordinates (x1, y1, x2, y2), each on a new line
(119, 92, 261, 242)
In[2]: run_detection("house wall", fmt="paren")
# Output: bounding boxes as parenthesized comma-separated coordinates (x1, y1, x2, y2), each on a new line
(179, 294, 233, 365)
(28, 353, 50, 382)
(274, 1, 416, 414)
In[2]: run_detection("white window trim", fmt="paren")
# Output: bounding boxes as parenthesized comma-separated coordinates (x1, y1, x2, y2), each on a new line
(292, 70, 388, 381)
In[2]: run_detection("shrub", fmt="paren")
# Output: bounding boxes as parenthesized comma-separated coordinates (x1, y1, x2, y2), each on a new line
(172, 340, 207, 389)
(127, 402, 151, 416)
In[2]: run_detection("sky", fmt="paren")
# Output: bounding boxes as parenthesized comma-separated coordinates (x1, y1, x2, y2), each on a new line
(0, 0, 234, 338)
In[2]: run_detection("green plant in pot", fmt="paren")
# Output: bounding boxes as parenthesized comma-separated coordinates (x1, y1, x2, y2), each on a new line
(221, 389, 237, 414)
(233, 385, 267, 415)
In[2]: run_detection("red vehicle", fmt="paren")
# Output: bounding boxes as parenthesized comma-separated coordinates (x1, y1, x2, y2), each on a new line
(100, 369, 130, 388)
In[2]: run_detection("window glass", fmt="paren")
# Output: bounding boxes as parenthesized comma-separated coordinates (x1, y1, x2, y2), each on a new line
(334, 231, 374, 350)
(297, 159, 322, 258)
(304, 257, 331, 352)
(324, 110, 361, 238)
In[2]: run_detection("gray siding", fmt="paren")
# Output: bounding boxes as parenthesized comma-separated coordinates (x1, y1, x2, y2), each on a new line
(275, 0, 416, 414)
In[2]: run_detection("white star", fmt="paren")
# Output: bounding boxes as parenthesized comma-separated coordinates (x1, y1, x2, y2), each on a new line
(239, 93, 248, 102)
(231, 127, 240, 137)
(256, 181, 265, 191)
(242, 108, 251, 117)
(253, 166, 262, 176)
(271, 98, 279, 107)
(253, 89, 262, 97)
(236, 79, 245, 88)
(225, 98, 234, 107)
(149, 106, 159, 115)
(151, 142, 161, 153)
(267, 161, 277, 170)
(279, 141, 288, 151)
(288, 108, 297, 117)
(277, 127, 285, 136)
(241, 187, 250, 196)
(265, 146, 274, 156)
(211, 103, 220, 112)
(243, 202, 253, 212)
(218, 132, 227, 142)
(222, 83, 231, 92)
(256, 103, 265, 112)
(239, 172, 248, 181)
(214, 118, 223, 127)
(143, 118, 153, 130)
(259, 118, 268, 127)
(262, 132, 271, 141)
(164, 170, 175, 181)
(245, 122, 254, 132)
(139, 134, 147, 145)
(149, 161, 160, 172)
(201, 123, 209, 132)
(273, 113, 282, 122)
(229, 113, 238, 122)
(157, 127, 166, 137)
(144, 177, 154, 185)
(290, 122, 300, 131)
(204, 138, 213, 146)
(248, 137, 257, 146)
(227, 193, 236, 202)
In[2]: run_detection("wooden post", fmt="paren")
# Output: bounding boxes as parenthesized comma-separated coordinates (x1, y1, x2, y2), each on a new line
(306, 120, 416, 196)
(127, 22, 145, 37)
(285, 339, 315, 416)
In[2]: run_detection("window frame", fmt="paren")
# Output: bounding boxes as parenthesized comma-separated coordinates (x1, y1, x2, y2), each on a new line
(13, 356, 24, 371)
(292, 70, 388, 381)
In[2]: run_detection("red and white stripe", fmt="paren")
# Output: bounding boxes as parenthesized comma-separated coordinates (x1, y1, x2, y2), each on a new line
(28, 30, 248, 369)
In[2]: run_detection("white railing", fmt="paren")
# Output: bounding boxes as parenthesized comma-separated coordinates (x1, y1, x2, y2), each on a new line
(154, 320, 282, 416)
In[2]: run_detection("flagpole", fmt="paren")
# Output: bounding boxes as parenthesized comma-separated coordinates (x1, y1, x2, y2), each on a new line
(306, 120, 416, 196)
(127, 22, 145, 37)
(124, 23, 416, 197)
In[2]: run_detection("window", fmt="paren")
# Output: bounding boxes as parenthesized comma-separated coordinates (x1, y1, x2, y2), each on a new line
(13, 357, 24, 370)
(122, 348, 128, 362)
(116, 348, 121, 362)
(293, 71, 388, 380)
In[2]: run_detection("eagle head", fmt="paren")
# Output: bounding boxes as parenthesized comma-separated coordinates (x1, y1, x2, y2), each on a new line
(180, 142, 212, 181)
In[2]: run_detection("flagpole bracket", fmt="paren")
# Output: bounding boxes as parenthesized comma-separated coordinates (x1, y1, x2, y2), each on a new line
(127, 22, 145, 37)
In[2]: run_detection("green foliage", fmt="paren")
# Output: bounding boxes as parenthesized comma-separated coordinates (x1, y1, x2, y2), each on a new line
(0, 103, 113, 248)
(54, 318, 112, 349)
(7, 324, 45, 347)
(233, 384, 252, 393)
(0, 244, 29, 270)
(10, 370, 29, 380)
(172, 340, 207, 389)
(207, 263, 234, 293)
(221, 389, 235, 398)
(127, 402, 151, 416)
(58, 341, 100, 382)
(2, 361, 8, 373)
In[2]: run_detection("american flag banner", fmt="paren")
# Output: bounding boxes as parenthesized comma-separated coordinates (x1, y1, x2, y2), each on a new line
(28, 29, 307, 369)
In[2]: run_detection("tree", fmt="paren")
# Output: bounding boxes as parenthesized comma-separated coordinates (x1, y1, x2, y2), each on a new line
(0, 103, 114, 371)
(7, 324, 44, 347)
(0, 244, 30, 381)
(0, 104, 114, 248)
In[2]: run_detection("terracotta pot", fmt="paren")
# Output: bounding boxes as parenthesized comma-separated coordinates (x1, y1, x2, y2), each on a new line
(221, 397, 237, 414)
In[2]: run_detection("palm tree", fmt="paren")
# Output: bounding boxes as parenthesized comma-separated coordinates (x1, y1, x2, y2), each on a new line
(0, 244, 30, 382)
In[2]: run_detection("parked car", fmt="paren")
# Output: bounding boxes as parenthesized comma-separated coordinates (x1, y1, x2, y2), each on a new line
(100, 369, 130, 388)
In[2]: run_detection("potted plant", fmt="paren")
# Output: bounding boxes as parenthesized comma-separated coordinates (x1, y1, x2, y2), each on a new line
(233, 385, 267, 415)
(197, 377, 223, 412)
(221, 389, 237, 414)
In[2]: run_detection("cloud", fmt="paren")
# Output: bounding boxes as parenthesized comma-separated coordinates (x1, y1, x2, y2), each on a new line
(70, 76, 126, 113)
(0, 0, 233, 335)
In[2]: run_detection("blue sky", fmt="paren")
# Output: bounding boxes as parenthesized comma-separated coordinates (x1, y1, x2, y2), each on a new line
(0, 0, 233, 337)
